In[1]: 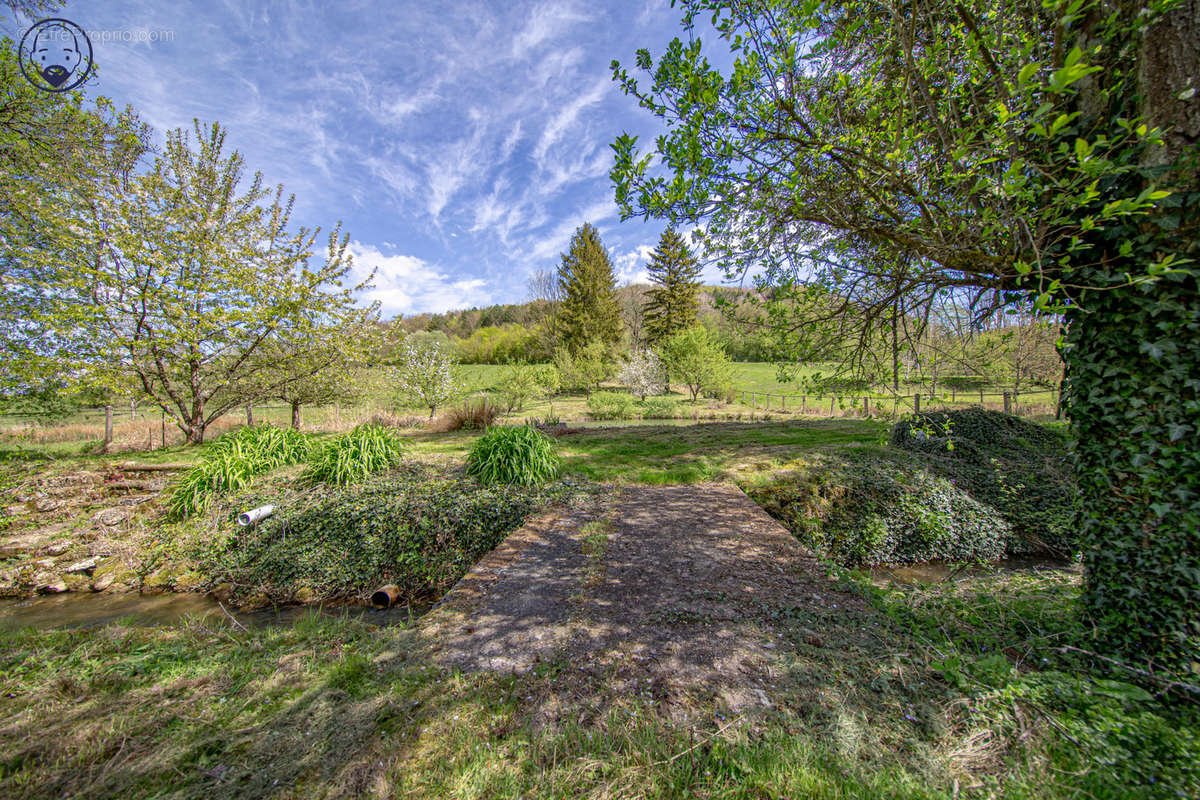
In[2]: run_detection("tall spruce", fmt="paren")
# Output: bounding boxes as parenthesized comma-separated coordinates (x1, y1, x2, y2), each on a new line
(643, 228, 702, 346)
(553, 222, 622, 355)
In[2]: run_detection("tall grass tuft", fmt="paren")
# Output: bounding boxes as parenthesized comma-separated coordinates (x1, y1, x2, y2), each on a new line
(302, 423, 409, 485)
(466, 424, 560, 486)
(169, 424, 313, 519)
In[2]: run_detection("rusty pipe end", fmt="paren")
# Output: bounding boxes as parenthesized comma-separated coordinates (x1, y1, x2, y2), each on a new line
(370, 584, 401, 609)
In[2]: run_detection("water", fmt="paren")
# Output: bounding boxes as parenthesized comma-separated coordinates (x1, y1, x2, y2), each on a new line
(869, 556, 1078, 585)
(0, 591, 424, 631)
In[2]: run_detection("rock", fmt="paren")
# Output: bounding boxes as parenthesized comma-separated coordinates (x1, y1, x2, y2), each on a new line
(33, 498, 63, 513)
(64, 557, 98, 574)
(208, 583, 234, 603)
(92, 507, 131, 527)
(0, 533, 54, 559)
(293, 586, 319, 604)
(35, 573, 67, 593)
(34, 558, 56, 569)
(41, 541, 71, 556)
(90, 558, 136, 590)
(91, 572, 115, 592)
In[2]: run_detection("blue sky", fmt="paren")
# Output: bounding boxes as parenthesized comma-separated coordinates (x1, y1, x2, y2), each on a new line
(19, 1, 732, 319)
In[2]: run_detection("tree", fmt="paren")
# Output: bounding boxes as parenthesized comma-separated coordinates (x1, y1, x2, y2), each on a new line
(394, 339, 460, 418)
(265, 322, 379, 429)
(0, 40, 149, 393)
(643, 228, 702, 345)
(552, 222, 623, 356)
(553, 342, 612, 393)
(48, 121, 369, 443)
(659, 326, 732, 403)
(618, 349, 667, 399)
(612, 1, 1199, 666)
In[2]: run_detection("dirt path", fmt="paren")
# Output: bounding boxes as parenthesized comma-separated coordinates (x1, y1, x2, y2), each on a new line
(421, 482, 873, 715)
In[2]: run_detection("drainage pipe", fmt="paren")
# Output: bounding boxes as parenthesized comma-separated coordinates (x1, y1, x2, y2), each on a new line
(237, 505, 276, 526)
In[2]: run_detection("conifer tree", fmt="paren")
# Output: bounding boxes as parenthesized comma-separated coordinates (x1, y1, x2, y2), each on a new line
(553, 222, 622, 355)
(643, 228, 702, 346)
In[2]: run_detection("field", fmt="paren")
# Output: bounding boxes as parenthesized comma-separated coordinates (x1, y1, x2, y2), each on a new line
(0, 363, 1057, 456)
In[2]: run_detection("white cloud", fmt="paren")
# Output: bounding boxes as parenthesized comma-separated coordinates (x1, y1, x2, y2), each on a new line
(350, 241, 492, 316)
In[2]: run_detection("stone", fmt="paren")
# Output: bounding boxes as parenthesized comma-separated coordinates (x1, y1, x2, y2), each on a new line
(35, 574, 67, 593)
(91, 572, 116, 592)
(41, 541, 71, 556)
(64, 557, 98, 574)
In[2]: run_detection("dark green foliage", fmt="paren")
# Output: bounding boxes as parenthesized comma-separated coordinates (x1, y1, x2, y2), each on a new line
(552, 223, 622, 355)
(170, 424, 312, 518)
(643, 228, 702, 346)
(1064, 262, 1200, 670)
(301, 424, 408, 485)
(587, 391, 636, 420)
(891, 408, 1076, 555)
(465, 425, 561, 486)
(749, 450, 1011, 566)
(199, 466, 570, 603)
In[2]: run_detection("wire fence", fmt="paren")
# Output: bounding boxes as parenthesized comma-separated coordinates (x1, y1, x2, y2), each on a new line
(734, 387, 1058, 418)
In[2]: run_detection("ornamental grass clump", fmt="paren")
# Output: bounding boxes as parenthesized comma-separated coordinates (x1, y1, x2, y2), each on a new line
(302, 423, 409, 485)
(466, 424, 560, 486)
(169, 424, 313, 519)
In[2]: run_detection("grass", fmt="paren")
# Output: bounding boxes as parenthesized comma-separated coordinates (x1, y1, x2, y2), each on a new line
(1, 566, 1193, 798)
(465, 425, 561, 486)
(301, 423, 408, 485)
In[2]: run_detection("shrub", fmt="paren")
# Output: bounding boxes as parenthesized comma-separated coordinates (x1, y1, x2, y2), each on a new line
(434, 396, 500, 432)
(496, 362, 554, 412)
(553, 343, 613, 393)
(169, 424, 312, 519)
(198, 466, 572, 603)
(466, 425, 560, 486)
(639, 396, 679, 419)
(890, 408, 1076, 555)
(587, 390, 636, 420)
(301, 424, 408, 485)
(747, 450, 1011, 567)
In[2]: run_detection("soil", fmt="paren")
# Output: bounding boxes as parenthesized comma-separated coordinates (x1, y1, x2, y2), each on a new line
(421, 482, 875, 718)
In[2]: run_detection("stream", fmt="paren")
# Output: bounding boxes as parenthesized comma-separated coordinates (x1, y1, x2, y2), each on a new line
(0, 591, 424, 631)
(0, 557, 1077, 631)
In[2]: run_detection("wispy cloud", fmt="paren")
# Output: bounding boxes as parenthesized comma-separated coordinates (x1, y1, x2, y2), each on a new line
(82, 0, 697, 312)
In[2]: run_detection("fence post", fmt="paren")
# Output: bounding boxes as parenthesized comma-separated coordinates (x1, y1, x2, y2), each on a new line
(863, 397, 870, 417)
(951, 388, 956, 403)
(801, 395, 806, 414)
(129, 398, 135, 420)
(782, 395, 787, 413)
(980, 388, 985, 405)
(246, 404, 254, 425)
(103, 404, 113, 452)
(161, 409, 166, 449)
(1003, 391, 1011, 414)
(829, 397, 835, 415)
(914, 394, 921, 414)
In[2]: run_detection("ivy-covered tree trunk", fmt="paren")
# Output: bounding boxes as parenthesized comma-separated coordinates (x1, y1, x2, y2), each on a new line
(1064, 0, 1200, 668)
(1063, 261, 1199, 667)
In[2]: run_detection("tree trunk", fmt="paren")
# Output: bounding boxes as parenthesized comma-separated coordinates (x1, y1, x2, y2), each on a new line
(291, 400, 302, 430)
(1065, 0, 1200, 668)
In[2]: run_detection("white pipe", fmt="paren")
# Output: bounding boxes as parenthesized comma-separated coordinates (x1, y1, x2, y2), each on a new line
(237, 504, 276, 526)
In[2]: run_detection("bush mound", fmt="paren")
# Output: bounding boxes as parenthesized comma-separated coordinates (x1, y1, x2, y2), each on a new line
(748, 450, 1012, 566)
(890, 408, 1075, 555)
(466, 424, 560, 486)
(302, 423, 408, 485)
(639, 396, 679, 419)
(586, 391, 636, 420)
(200, 465, 571, 603)
(170, 424, 312, 518)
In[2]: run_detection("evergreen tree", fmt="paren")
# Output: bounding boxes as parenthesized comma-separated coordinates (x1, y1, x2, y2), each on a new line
(553, 223, 622, 355)
(643, 228, 702, 346)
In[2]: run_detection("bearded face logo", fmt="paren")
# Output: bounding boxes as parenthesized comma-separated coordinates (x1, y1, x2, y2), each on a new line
(19, 18, 93, 93)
